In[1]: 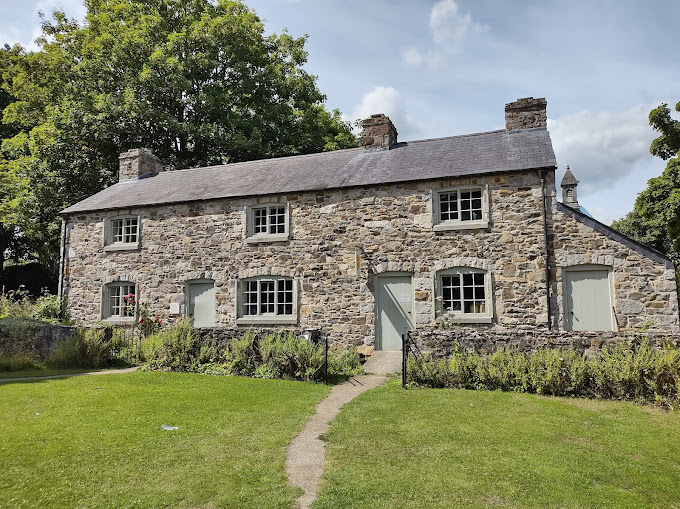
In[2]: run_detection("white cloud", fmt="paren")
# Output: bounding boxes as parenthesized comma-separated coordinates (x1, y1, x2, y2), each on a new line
(403, 0, 487, 69)
(345, 86, 420, 141)
(401, 47, 424, 67)
(549, 104, 658, 196)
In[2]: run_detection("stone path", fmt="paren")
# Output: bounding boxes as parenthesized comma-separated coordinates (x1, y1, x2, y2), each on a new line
(286, 350, 402, 508)
(0, 366, 139, 383)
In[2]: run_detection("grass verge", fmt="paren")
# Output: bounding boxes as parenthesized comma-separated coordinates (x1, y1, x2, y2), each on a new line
(0, 367, 114, 380)
(314, 380, 680, 508)
(0, 372, 330, 508)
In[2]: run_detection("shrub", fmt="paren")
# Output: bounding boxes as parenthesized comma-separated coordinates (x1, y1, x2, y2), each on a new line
(142, 323, 363, 382)
(48, 328, 113, 369)
(0, 287, 33, 319)
(407, 338, 680, 408)
(141, 319, 203, 372)
(31, 293, 63, 322)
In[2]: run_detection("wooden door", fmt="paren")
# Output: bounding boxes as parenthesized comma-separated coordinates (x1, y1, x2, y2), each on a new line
(376, 275, 413, 350)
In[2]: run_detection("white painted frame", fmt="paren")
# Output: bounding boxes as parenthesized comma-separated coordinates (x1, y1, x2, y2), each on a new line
(432, 185, 489, 231)
(245, 202, 290, 244)
(100, 280, 139, 324)
(235, 276, 298, 325)
(435, 267, 493, 323)
(104, 215, 141, 251)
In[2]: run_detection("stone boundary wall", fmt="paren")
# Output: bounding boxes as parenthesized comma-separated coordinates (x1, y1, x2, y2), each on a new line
(197, 327, 323, 349)
(0, 323, 78, 359)
(412, 327, 680, 359)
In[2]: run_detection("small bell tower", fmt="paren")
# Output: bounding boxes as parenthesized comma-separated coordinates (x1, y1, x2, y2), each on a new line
(561, 165, 579, 206)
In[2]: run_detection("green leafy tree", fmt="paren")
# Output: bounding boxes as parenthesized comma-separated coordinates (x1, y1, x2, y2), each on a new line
(1, 0, 358, 280)
(612, 102, 680, 273)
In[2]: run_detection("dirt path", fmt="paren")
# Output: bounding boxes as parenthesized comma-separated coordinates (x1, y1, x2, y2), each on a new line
(0, 366, 139, 383)
(286, 374, 386, 508)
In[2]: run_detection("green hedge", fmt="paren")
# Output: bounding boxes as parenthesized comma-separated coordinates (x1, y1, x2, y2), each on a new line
(141, 320, 362, 382)
(407, 338, 680, 408)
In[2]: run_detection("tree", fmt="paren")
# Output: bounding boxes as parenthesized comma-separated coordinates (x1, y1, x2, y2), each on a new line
(0, 0, 358, 281)
(649, 101, 680, 160)
(612, 102, 680, 269)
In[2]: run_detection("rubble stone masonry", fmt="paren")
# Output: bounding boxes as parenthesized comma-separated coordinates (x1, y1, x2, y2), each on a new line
(62, 169, 679, 347)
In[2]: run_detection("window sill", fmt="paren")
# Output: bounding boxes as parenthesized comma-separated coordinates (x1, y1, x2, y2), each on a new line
(439, 314, 493, 324)
(245, 233, 290, 244)
(101, 317, 137, 326)
(236, 316, 298, 325)
(104, 242, 140, 252)
(433, 220, 489, 232)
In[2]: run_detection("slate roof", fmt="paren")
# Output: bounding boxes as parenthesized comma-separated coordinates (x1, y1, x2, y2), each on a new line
(62, 126, 556, 214)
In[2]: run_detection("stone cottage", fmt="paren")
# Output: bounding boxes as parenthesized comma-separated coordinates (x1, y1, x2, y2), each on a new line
(59, 97, 679, 351)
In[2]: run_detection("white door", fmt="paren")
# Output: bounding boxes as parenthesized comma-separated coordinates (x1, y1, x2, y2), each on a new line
(376, 275, 413, 351)
(187, 281, 216, 327)
(564, 269, 614, 331)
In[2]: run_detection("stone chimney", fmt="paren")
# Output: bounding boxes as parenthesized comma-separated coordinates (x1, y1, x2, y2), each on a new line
(560, 165, 579, 206)
(118, 148, 164, 182)
(361, 114, 398, 149)
(505, 97, 547, 131)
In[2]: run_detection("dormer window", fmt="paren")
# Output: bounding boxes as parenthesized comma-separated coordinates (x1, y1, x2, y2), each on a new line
(104, 215, 140, 251)
(246, 203, 290, 243)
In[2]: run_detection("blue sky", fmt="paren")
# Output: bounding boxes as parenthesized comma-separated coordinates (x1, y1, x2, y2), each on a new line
(2, 0, 679, 224)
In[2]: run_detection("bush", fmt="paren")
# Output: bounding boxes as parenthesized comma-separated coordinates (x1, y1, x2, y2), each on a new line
(142, 323, 363, 382)
(141, 319, 204, 372)
(31, 294, 63, 322)
(407, 339, 680, 408)
(48, 328, 113, 369)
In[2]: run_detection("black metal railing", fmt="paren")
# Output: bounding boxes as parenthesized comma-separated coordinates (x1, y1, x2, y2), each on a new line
(104, 326, 143, 365)
(402, 328, 422, 388)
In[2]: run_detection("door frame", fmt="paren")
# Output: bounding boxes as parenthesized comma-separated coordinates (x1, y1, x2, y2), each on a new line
(562, 264, 616, 331)
(374, 272, 414, 351)
(185, 278, 216, 327)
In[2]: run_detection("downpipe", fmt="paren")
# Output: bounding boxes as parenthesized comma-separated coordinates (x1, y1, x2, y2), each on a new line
(539, 171, 552, 330)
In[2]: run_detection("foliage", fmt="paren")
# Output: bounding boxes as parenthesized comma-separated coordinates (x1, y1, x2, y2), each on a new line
(649, 101, 680, 160)
(0, 1, 358, 281)
(47, 327, 114, 369)
(30, 292, 62, 322)
(0, 373, 329, 508)
(142, 322, 363, 382)
(141, 318, 204, 371)
(612, 101, 680, 274)
(407, 339, 680, 408)
(1, 286, 67, 323)
(136, 302, 163, 337)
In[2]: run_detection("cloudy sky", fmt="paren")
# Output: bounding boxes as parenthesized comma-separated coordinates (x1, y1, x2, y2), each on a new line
(2, 0, 679, 224)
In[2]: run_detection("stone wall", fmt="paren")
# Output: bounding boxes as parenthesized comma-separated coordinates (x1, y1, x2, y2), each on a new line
(412, 327, 680, 358)
(551, 205, 679, 331)
(62, 168, 679, 347)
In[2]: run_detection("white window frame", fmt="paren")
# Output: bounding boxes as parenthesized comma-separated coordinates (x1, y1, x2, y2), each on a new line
(436, 268, 493, 323)
(104, 215, 141, 251)
(432, 185, 489, 231)
(101, 281, 138, 323)
(235, 276, 298, 325)
(245, 203, 290, 243)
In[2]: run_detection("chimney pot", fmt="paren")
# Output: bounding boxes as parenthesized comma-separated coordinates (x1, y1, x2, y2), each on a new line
(118, 148, 164, 182)
(505, 97, 547, 131)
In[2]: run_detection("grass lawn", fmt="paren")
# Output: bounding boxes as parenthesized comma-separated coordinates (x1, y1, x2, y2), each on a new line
(0, 372, 330, 508)
(315, 380, 680, 509)
(0, 368, 115, 379)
